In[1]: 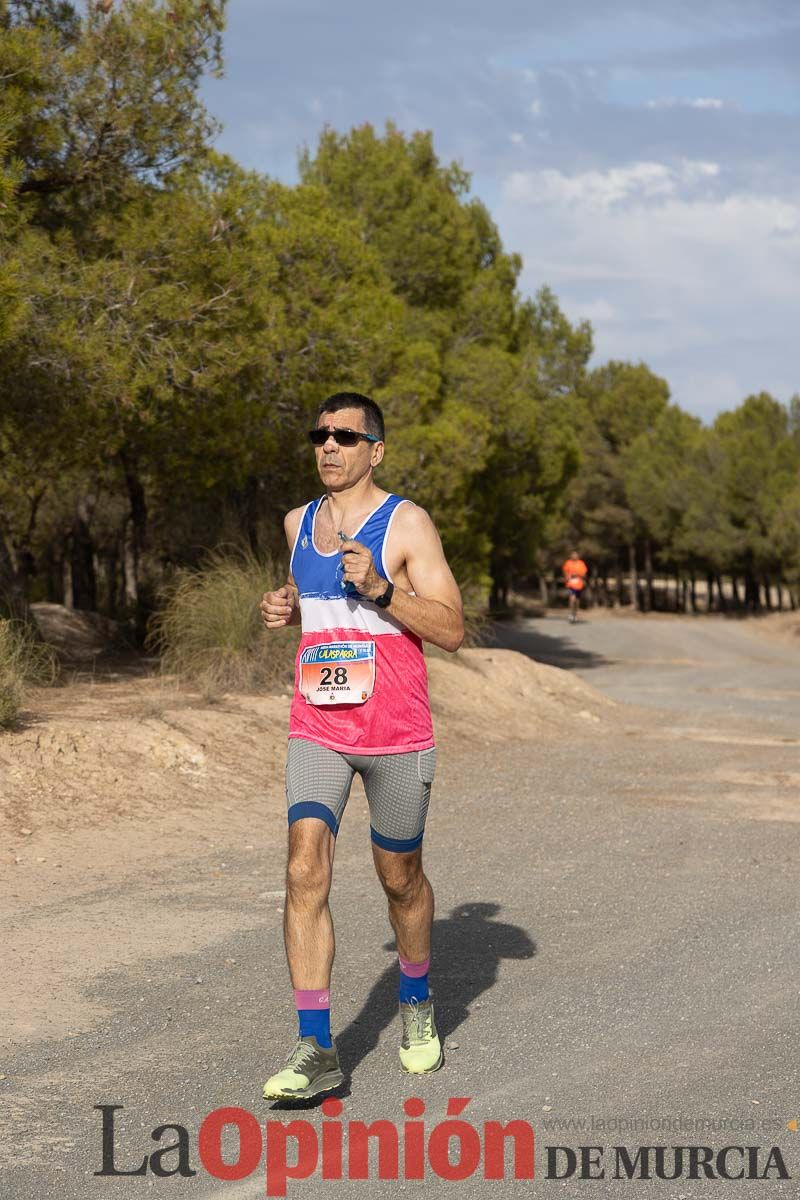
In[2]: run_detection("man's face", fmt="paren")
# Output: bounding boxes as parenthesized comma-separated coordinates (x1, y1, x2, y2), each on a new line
(314, 408, 383, 490)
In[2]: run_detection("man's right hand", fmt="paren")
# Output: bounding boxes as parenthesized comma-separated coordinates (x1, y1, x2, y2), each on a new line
(260, 585, 297, 630)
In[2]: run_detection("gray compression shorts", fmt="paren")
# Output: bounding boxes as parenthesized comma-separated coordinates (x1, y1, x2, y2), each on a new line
(285, 738, 437, 853)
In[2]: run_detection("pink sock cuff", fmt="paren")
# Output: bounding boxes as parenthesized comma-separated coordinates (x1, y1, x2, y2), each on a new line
(294, 988, 330, 1010)
(398, 954, 430, 979)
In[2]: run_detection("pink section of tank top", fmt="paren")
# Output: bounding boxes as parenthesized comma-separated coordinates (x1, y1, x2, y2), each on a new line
(288, 626, 434, 754)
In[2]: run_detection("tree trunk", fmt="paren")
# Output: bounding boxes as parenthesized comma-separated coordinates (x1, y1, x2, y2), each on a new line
(731, 576, 741, 610)
(744, 570, 759, 612)
(706, 571, 715, 613)
(62, 554, 74, 610)
(119, 449, 148, 632)
(538, 573, 550, 609)
(690, 570, 698, 613)
(715, 572, 728, 613)
(70, 497, 97, 612)
(45, 548, 61, 606)
(601, 572, 610, 607)
(237, 475, 261, 555)
(762, 575, 773, 611)
(0, 515, 33, 621)
(490, 562, 511, 611)
(489, 541, 513, 613)
(122, 523, 138, 611)
(103, 550, 120, 617)
(643, 540, 654, 612)
(628, 543, 639, 610)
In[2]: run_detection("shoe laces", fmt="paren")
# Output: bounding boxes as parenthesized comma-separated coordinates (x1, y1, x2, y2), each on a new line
(288, 1039, 320, 1070)
(401, 998, 432, 1045)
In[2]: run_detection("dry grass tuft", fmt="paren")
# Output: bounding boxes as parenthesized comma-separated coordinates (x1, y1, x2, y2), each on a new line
(147, 548, 299, 700)
(0, 619, 59, 728)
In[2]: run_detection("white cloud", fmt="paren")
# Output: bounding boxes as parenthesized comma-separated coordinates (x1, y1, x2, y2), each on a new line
(568, 298, 618, 322)
(664, 369, 745, 420)
(529, 99, 543, 117)
(646, 97, 726, 110)
(509, 131, 525, 145)
(505, 159, 720, 210)
(505, 187, 800, 298)
(496, 162, 800, 411)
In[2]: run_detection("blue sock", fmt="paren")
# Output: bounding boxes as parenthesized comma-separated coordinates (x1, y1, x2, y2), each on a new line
(399, 954, 430, 1004)
(294, 988, 332, 1047)
(297, 1007, 332, 1047)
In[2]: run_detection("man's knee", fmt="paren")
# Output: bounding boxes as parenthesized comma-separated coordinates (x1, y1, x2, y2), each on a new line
(286, 824, 333, 900)
(286, 854, 332, 904)
(375, 850, 425, 904)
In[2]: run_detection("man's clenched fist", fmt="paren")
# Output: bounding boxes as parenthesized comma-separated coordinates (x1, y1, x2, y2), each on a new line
(260, 585, 297, 629)
(339, 538, 386, 600)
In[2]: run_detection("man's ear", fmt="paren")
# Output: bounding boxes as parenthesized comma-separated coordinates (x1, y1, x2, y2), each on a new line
(370, 442, 385, 468)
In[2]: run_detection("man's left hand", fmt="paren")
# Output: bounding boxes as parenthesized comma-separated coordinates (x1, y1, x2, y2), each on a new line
(339, 538, 386, 601)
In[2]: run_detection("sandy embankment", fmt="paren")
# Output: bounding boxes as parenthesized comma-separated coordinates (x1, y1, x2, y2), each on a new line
(1, 646, 612, 842)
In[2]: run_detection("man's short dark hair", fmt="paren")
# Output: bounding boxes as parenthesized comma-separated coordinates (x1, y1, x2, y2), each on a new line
(317, 392, 385, 441)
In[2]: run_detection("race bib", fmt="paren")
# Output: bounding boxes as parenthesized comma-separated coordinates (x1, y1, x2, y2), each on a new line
(299, 641, 376, 706)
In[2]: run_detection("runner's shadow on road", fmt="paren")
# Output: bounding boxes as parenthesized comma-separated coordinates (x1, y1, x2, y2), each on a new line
(336, 902, 536, 1077)
(486, 620, 611, 671)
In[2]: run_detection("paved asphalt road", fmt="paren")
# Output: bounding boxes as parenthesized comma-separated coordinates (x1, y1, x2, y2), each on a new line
(4, 613, 800, 1198)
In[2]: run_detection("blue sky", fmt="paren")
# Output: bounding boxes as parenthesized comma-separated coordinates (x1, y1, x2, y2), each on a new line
(201, 0, 800, 421)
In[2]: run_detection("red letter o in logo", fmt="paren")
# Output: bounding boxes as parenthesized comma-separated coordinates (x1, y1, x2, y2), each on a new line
(199, 1106, 262, 1180)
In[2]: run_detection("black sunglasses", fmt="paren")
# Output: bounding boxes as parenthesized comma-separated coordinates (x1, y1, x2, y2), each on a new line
(308, 427, 380, 447)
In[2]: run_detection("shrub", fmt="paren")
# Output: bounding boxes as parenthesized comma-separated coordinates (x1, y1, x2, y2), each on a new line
(147, 548, 300, 699)
(0, 619, 58, 728)
(462, 593, 491, 648)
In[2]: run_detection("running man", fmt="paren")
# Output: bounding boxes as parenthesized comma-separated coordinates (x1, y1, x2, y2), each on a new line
(562, 549, 589, 623)
(259, 391, 464, 1099)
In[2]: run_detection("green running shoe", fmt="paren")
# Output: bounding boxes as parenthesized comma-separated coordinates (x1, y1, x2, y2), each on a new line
(399, 998, 444, 1074)
(262, 1036, 344, 1100)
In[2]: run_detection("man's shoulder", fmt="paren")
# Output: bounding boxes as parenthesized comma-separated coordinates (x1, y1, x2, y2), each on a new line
(285, 502, 311, 523)
(284, 501, 316, 540)
(391, 498, 434, 531)
(285, 498, 321, 523)
(389, 501, 443, 557)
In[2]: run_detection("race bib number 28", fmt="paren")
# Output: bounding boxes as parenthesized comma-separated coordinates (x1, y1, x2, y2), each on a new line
(299, 641, 376, 706)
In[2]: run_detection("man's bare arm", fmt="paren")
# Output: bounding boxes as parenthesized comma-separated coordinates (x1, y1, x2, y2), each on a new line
(340, 504, 464, 652)
(260, 509, 303, 629)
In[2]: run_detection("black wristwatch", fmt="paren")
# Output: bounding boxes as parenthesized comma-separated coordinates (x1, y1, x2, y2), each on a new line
(373, 581, 394, 609)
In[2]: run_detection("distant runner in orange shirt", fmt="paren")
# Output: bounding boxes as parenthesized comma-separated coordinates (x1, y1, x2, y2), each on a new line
(562, 550, 589, 623)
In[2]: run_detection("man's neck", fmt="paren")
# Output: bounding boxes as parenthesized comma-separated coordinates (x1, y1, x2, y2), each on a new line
(323, 476, 385, 531)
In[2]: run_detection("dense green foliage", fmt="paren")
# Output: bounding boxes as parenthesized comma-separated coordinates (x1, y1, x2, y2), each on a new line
(559, 381, 800, 611)
(1, 0, 798, 633)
